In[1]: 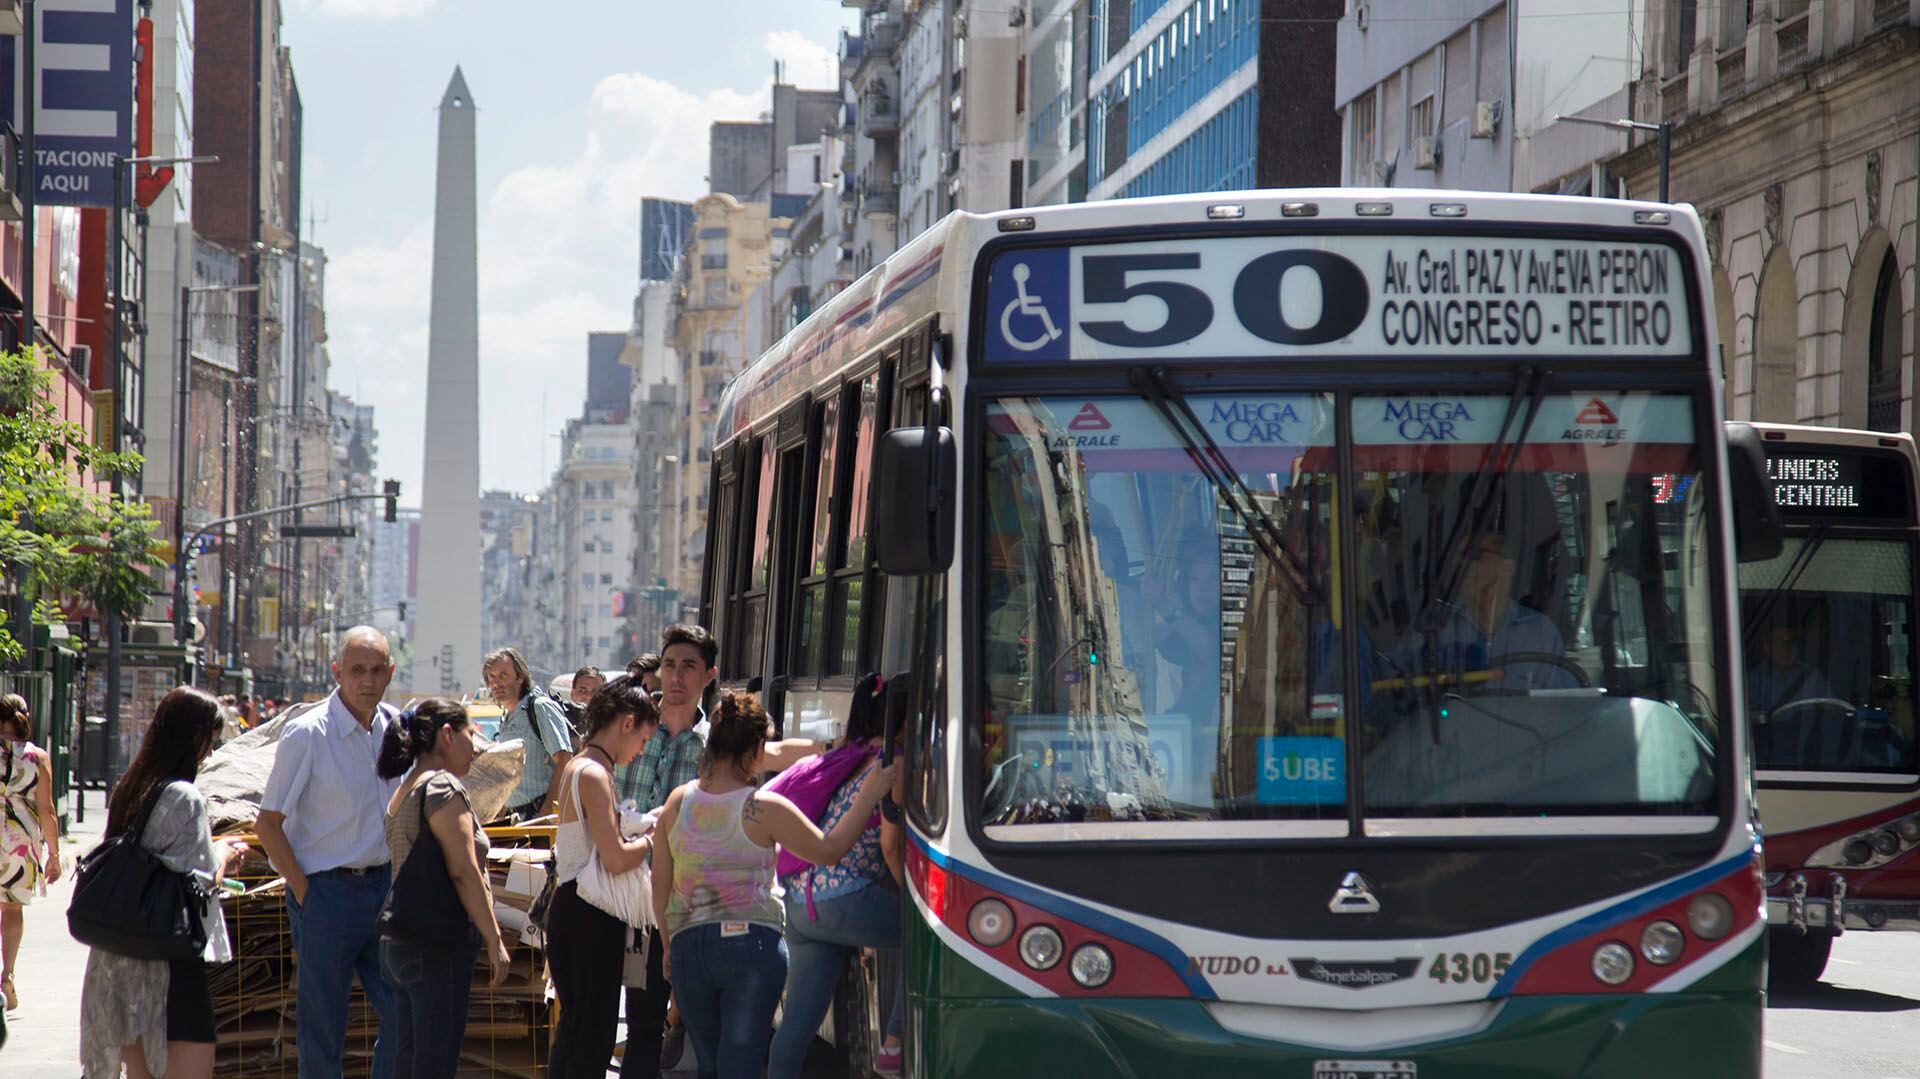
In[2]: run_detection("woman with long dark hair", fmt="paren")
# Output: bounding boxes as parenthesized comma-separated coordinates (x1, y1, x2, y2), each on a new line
(375, 697, 511, 1078)
(0, 692, 57, 1011)
(546, 676, 661, 1078)
(79, 687, 247, 1079)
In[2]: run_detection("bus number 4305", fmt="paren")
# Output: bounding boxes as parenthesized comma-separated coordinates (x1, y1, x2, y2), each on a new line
(1428, 951, 1513, 984)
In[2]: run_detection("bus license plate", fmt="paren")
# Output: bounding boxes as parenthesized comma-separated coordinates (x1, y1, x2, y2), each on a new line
(1314, 1062, 1416, 1079)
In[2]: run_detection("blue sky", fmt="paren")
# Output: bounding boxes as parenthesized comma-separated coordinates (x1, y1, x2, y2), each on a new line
(281, 0, 852, 500)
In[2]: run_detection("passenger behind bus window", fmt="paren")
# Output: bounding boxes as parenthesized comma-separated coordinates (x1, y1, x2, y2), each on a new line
(1749, 625, 1834, 715)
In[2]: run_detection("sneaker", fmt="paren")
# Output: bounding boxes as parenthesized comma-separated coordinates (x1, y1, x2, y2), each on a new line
(660, 1023, 686, 1070)
(874, 1046, 903, 1075)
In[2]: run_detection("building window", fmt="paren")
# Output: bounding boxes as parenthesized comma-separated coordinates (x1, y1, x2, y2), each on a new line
(1672, 0, 1699, 74)
(1351, 89, 1377, 184)
(1868, 254, 1905, 433)
(1409, 95, 1434, 143)
(601, 573, 614, 585)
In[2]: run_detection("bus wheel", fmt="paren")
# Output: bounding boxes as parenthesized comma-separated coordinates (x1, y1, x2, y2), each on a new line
(1767, 927, 1834, 991)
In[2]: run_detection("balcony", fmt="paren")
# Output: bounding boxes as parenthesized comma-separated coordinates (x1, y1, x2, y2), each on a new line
(864, 13, 900, 57)
(860, 172, 900, 217)
(860, 86, 899, 137)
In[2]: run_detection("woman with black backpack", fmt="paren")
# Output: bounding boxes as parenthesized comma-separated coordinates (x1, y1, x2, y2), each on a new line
(77, 687, 247, 1079)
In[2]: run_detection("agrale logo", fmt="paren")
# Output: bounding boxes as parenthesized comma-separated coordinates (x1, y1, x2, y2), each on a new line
(1567, 398, 1627, 441)
(1068, 403, 1112, 430)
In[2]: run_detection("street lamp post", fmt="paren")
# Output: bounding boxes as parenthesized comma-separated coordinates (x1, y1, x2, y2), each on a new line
(174, 283, 260, 658)
(1551, 114, 1671, 203)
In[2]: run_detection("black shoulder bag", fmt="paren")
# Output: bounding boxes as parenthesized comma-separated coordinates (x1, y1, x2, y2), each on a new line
(67, 792, 210, 960)
(377, 779, 474, 955)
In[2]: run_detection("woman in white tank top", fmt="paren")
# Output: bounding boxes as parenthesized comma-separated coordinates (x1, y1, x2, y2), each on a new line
(652, 691, 897, 1079)
(546, 678, 661, 1079)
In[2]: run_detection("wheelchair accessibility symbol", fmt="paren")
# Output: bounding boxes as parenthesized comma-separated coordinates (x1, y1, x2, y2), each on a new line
(999, 262, 1063, 352)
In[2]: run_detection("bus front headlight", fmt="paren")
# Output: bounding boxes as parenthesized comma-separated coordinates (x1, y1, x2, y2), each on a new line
(1687, 892, 1734, 941)
(967, 899, 1014, 947)
(1069, 943, 1114, 988)
(1640, 921, 1684, 965)
(1018, 925, 1064, 971)
(1591, 942, 1635, 985)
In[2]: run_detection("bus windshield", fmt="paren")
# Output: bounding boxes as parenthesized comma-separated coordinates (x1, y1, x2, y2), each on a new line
(979, 390, 1724, 833)
(1740, 537, 1918, 775)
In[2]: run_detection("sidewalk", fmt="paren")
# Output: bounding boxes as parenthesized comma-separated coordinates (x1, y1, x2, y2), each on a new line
(0, 785, 106, 1076)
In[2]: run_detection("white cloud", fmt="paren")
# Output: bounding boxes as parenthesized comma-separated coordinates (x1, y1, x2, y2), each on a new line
(326, 33, 832, 496)
(295, 0, 438, 19)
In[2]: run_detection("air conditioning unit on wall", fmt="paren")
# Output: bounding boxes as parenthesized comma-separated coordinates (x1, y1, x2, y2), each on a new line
(1472, 100, 1502, 139)
(1413, 135, 1439, 170)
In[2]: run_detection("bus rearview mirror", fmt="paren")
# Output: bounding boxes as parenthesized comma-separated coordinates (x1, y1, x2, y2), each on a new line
(874, 426, 956, 575)
(1726, 423, 1783, 563)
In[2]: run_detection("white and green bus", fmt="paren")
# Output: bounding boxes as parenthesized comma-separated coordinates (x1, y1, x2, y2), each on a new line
(704, 190, 1779, 1077)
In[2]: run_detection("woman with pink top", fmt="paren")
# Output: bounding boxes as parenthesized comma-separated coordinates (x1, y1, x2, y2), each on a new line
(651, 691, 896, 1079)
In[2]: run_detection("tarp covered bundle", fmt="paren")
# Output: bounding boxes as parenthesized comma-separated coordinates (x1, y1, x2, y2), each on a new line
(195, 700, 528, 831)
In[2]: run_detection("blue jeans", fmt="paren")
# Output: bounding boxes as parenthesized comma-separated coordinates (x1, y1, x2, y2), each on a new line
(380, 930, 480, 1078)
(669, 923, 788, 1079)
(286, 867, 399, 1079)
(767, 882, 903, 1079)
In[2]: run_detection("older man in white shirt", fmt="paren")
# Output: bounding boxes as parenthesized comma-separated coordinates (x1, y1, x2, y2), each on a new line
(256, 626, 403, 1078)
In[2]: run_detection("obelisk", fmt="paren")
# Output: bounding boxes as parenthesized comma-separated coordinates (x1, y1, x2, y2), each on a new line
(413, 68, 482, 694)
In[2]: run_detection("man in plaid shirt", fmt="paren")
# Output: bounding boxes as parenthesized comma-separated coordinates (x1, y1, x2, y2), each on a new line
(616, 624, 715, 1079)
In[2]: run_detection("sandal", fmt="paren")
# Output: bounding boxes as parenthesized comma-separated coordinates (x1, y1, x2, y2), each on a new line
(2, 972, 16, 1011)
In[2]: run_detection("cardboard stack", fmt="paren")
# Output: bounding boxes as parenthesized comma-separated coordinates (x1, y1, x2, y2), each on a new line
(206, 830, 556, 1078)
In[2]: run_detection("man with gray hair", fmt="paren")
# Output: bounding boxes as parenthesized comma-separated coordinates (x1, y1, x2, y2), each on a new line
(257, 626, 402, 1077)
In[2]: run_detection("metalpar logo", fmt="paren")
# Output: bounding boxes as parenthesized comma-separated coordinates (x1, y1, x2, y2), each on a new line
(1290, 958, 1422, 989)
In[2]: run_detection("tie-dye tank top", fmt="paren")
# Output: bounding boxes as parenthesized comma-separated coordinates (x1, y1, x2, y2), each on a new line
(664, 784, 784, 939)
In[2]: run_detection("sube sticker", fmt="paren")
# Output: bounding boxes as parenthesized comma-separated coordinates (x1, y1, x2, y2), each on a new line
(1257, 736, 1346, 804)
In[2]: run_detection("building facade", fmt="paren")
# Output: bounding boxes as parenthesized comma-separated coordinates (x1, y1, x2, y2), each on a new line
(553, 420, 637, 671)
(1026, 0, 1342, 206)
(661, 194, 786, 608)
(1614, 1, 1916, 429)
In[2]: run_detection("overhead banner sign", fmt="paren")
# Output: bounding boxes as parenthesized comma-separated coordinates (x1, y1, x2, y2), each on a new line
(983, 234, 1694, 363)
(0, 0, 134, 208)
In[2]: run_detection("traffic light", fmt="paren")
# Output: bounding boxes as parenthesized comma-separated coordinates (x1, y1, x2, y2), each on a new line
(383, 479, 400, 522)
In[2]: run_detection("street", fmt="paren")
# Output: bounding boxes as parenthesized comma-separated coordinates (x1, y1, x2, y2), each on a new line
(0, 786, 1912, 1079)
(1768, 933, 1920, 1078)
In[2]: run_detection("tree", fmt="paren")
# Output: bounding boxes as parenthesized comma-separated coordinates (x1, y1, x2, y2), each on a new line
(0, 347, 160, 662)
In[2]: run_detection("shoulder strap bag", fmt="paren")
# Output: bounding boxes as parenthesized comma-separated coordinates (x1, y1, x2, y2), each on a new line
(377, 779, 474, 956)
(67, 791, 209, 960)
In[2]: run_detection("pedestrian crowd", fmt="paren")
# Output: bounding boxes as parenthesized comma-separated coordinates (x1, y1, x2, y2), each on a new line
(54, 619, 908, 1079)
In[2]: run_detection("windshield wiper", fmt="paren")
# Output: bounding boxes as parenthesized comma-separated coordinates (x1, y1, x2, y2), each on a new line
(1740, 523, 1829, 651)
(1414, 365, 1553, 741)
(1128, 365, 1324, 608)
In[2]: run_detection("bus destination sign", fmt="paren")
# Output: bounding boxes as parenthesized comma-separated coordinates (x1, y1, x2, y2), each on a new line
(1765, 449, 1912, 521)
(983, 235, 1694, 363)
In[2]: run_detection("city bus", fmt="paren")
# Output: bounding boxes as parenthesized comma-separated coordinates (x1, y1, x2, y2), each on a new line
(1734, 422, 1920, 988)
(703, 190, 1780, 1076)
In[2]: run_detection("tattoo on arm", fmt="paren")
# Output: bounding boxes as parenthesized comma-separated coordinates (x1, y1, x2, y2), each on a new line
(742, 794, 761, 822)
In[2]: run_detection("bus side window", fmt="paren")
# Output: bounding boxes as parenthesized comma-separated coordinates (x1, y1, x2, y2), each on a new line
(729, 436, 778, 676)
(790, 394, 844, 682)
(829, 368, 889, 676)
(704, 455, 740, 644)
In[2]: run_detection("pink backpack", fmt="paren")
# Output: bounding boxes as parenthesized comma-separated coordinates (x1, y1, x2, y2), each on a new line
(764, 742, 876, 879)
